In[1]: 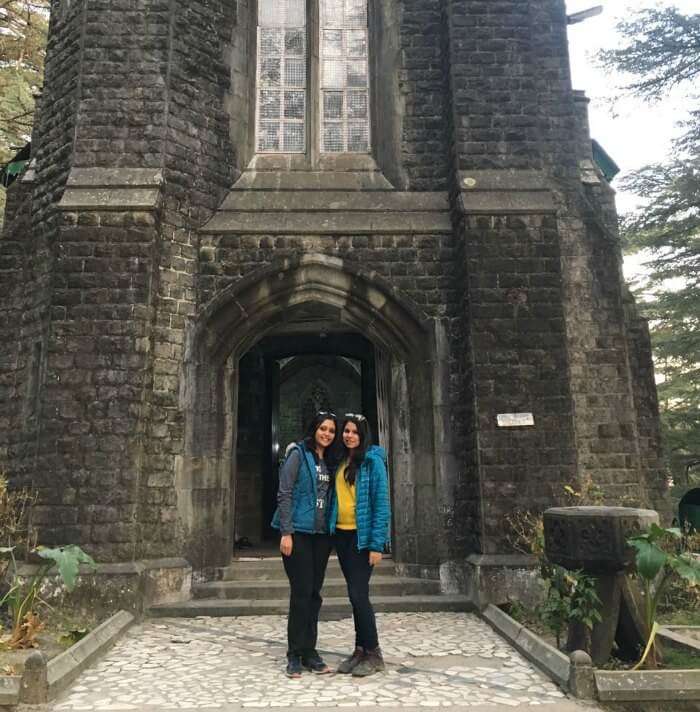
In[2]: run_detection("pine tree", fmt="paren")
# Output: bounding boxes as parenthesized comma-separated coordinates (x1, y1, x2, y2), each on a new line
(0, 1, 50, 223)
(600, 8, 700, 483)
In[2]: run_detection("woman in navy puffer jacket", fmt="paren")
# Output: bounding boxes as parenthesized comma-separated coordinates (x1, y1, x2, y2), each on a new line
(271, 412, 337, 679)
(329, 413, 391, 677)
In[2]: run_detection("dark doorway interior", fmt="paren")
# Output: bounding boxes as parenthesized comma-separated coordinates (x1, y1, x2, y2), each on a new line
(234, 332, 381, 549)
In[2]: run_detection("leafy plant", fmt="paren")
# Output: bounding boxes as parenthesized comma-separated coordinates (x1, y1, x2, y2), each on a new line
(538, 564, 602, 650)
(627, 523, 700, 668)
(0, 545, 97, 650)
(59, 627, 88, 647)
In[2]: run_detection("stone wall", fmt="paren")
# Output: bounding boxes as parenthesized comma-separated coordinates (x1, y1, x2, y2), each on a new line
(0, 0, 667, 579)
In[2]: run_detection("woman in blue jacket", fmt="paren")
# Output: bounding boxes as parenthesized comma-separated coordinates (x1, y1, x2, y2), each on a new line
(330, 413, 391, 677)
(272, 412, 337, 678)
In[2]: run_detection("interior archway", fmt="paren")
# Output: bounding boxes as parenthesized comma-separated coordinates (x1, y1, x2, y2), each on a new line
(180, 254, 446, 573)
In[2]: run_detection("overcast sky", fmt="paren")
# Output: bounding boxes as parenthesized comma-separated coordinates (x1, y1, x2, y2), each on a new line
(565, 0, 696, 278)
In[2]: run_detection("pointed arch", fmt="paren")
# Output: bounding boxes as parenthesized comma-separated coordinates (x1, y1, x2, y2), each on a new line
(178, 253, 445, 571)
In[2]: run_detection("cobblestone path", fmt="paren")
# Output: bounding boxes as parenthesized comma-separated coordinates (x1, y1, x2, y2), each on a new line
(50, 613, 601, 711)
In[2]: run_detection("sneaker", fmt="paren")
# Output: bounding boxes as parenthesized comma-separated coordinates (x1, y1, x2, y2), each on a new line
(285, 655, 303, 679)
(352, 647, 385, 677)
(337, 647, 364, 674)
(301, 652, 331, 674)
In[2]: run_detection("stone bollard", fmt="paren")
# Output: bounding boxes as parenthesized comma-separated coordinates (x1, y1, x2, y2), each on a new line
(568, 650, 596, 699)
(544, 506, 658, 666)
(19, 651, 48, 705)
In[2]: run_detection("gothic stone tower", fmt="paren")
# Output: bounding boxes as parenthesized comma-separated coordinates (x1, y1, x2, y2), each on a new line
(0, 0, 666, 605)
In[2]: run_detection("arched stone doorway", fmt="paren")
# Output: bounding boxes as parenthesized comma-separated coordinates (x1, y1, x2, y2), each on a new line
(180, 254, 447, 573)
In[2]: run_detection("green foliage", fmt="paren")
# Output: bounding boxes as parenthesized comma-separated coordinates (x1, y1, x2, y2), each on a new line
(598, 9, 700, 103)
(663, 648, 700, 670)
(36, 545, 97, 593)
(0, 1, 50, 227)
(627, 523, 700, 668)
(0, 545, 96, 649)
(58, 627, 88, 648)
(600, 8, 700, 482)
(0, 1, 49, 155)
(538, 564, 602, 650)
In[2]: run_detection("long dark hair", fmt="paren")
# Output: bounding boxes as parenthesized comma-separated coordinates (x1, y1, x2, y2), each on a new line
(340, 415, 372, 486)
(302, 411, 338, 462)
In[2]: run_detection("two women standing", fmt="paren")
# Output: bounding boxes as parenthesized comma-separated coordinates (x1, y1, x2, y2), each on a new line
(272, 411, 391, 679)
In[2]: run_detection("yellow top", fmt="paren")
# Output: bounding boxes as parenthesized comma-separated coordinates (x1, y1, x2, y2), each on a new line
(335, 462, 357, 530)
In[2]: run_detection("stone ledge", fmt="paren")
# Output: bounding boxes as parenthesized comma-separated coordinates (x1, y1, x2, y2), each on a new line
(47, 610, 134, 698)
(220, 191, 449, 212)
(201, 210, 453, 235)
(66, 168, 163, 187)
(480, 604, 571, 691)
(233, 169, 394, 191)
(58, 167, 164, 211)
(57, 187, 161, 211)
(15, 558, 192, 618)
(594, 670, 700, 702)
(0, 675, 20, 706)
(658, 626, 700, 654)
(457, 169, 556, 215)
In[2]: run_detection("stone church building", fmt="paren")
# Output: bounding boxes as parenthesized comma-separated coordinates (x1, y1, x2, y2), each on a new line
(0, 0, 667, 604)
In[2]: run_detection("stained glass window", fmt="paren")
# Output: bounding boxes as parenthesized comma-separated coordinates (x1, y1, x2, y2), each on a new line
(256, 0, 307, 153)
(320, 0, 370, 153)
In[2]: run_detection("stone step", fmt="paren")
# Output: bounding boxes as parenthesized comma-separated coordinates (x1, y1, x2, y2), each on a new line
(192, 577, 440, 600)
(148, 594, 474, 619)
(221, 558, 396, 581)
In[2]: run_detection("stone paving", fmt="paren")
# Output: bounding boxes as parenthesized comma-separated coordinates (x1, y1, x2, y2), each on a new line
(50, 613, 598, 711)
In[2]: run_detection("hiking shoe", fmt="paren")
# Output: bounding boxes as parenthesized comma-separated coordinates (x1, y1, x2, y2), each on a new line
(285, 655, 303, 679)
(337, 647, 364, 674)
(352, 647, 385, 677)
(301, 652, 331, 674)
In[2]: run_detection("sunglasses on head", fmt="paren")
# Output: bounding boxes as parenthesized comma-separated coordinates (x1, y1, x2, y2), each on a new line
(317, 411, 337, 418)
(344, 413, 366, 421)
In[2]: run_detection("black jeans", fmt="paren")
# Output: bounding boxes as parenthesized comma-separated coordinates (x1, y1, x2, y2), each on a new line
(282, 532, 333, 658)
(335, 529, 378, 651)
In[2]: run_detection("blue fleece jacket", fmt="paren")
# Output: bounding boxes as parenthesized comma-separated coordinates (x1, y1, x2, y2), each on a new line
(330, 445, 391, 552)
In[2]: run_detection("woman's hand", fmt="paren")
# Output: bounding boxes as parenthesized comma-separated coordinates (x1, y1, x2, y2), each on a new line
(280, 534, 293, 557)
(369, 551, 382, 567)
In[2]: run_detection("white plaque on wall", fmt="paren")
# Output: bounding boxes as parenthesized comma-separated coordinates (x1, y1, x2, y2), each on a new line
(497, 413, 535, 428)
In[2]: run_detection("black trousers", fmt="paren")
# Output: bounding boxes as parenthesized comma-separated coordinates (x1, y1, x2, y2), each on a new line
(334, 529, 378, 651)
(282, 532, 333, 658)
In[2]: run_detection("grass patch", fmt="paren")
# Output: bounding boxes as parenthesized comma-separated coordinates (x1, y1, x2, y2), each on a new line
(659, 609, 700, 626)
(662, 648, 700, 669)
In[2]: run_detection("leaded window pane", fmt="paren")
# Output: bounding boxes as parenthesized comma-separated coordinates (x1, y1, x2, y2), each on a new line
(324, 92, 344, 120)
(347, 91, 367, 119)
(284, 123, 305, 152)
(323, 30, 343, 57)
(257, 0, 307, 153)
(322, 59, 345, 89)
(320, 0, 371, 153)
(259, 121, 281, 151)
(347, 30, 367, 57)
(260, 90, 281, 119)
(346, 60, 367, 88)
(285, 29, 305, 56)
(345, 0, 366, 28)
(284, 90, 306, 119)
(323, 124, 344, 153)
